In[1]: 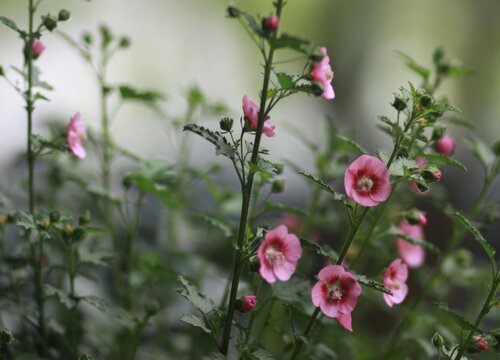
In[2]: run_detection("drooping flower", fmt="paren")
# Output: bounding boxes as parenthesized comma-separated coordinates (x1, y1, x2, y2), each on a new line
(435, 134, 456, 156)
(311, 47, 335, 100)
(32, 41, 46, 58)
(66, 112, 87, 159)
(238, 295, 257, 313)
(242, 95, 275, 137)
(263, 15, 280, 32)
(473, 335, 488, 352)
(311, 265, 362, 331)
(344, 155, 391, 207)
(382, 259, 408, 307)
(396, 220, 425, 268)
(257, 225, 302, 283)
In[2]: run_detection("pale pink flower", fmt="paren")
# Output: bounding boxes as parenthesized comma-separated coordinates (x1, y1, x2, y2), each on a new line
(473, 335, 488, 352)
(239, 295, 257, 313)
(32, 41, 46, 58)
(264, 15, 280, 32)
(435, 134, 456, 156)
(311, 47, 335, 100)
(66, 112, 87, 159)
(382, 259, 408, 307)
(258, 225, 302, 283)
(396, 220, 425, 268)
(344, 155, 391, 207)
(242, 95, 275, 137)
(311, 265, 362, 331)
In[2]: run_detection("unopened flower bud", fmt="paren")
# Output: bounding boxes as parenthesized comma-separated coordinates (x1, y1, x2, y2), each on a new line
(58, 9, 71, 22)
(309, 48, 325, 62)
(0, 329, 14, 345)
(99, 24, 113, 49)
(219, 117, 234, 132)
(435, 134, 455, 156)
(431, 332, 444, 349)
(406, 209, 427, 226)
(391, 97, 407, 111)
(146, 301, 160, 317)
(419, 95, 432, 108)
(25, 41, 46, 60)
(431, 126, 446, 141)
(471, 335, 488, 352)
(119, 36, 131, 49)
(42, 15, 58, 32)
(422, 165, 441, 183)
(271, 179, 285, 193)
(227, 5, 240, 18)
(263, 15, 280, 33)
(82, 32, 93, 45)
(49, 211, 61, 223)
(236, 295, 257, 313)
(65, 223, 74, 235)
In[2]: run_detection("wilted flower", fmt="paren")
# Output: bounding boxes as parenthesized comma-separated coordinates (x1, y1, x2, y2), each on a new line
(396, 220, 425, 268)
(311, 47, 335, 100)
(66, 112, 87, 159)
(382, 259, 408, 307)
(242, 95, 275, 137)
(257, 225, 302, 283)
(311, 265, 362, 331)
(344, 155, 391, 207)
(435, 134, 456, 156)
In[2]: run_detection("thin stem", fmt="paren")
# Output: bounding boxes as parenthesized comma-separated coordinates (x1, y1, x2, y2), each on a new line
(289, 307, 320, 360)
(219, 1, 284, 354)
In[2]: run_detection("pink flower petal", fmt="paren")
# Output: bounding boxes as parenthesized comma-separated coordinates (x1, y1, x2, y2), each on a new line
(337, 312, 353, 332)
(396, 238, 425, 268)
(273, 260, 296, 282)
(311, 282, 325, 307)
(320, 300, 340, 318)
(259, 263, 276, 283)
(318, 265, 345, 282)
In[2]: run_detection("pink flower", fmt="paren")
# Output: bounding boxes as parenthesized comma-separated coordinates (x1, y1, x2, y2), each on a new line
(473, 335, 488, 352)
(242, 95, 275, 137)
(264, 15, 280, 32)
(435, 135, 456, 156)
(344, 155, 391, 207)
(32, 41, 46, 58)
(239, 295, 257, 313)
(396, 220, 425, 268)
(311, 47, 335, 100)
(311, 265, 362, 331)
(66, 112, 87, 159)
(258, 225, 302, 283)
(382, 259, 408, 307)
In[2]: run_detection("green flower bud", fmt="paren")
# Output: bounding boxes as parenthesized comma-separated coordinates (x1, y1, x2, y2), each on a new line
(431, 126, 446, 141)
(227, 5, 240, 18)
(82, 32, 93, 45)
(219, 117, 234, 132)
(271, 179, 285, 193)
(49, 211, 61, 223)
(145, 301, 160, 317)
(99, 24, 113, 49)
(309, 48, 325, 62)
(431, 332, 444, 349)
(420, 95, 432, 108)
(42, 15, 58, 32)
(391, 96, 406, 111)
(119, 36, 131, 49)
(58, 9, 71, 22)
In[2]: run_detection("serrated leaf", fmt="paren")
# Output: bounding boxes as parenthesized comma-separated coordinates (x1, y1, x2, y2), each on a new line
(183, 124, 236, 160)
(118, 85, 165, 104)
(80, 295, 107, 312)
(300, 237, 338, 263)
(356, 275, 393, 295)
(44, 284, 77, 309)
(389, 227, 440, 253)
(397, 52, 430, 81)
(422, 153, 467, 172)
(276, 73, 294, 90)
(180, 314, 212, 334)
(77, 247, 113, 267)
(0, 16, 22, 34)
(389, 157, 419, 177)
(240, 11, 264, 37)
(252, 348, 274, 360)
(453, 211, 495, 264)
(15, 211, 36, 231)
(177, 275, 214, 314)
(201, 214, 232, 238)
(298, 171, 351, 208)
(269, 33, 310, 53)
(434, 302, 476, 331)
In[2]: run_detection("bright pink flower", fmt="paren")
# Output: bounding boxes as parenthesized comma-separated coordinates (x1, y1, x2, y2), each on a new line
(240, 295, 257, 312)
(435, 135, 456, 156)
(382, 259, 408, 307)
(344, 155, 391, 207)
(473, 335, 488, 352)
(264, 15, 280, 32)
(32, 41, 46, 58)
(242, 95, 275, 137)
(311, 265, 362, 331)
(66, 112, 87, 159)
(258, 225, 302, 283)
(311, 47, 335, 100)
(396, 220, 425, 268)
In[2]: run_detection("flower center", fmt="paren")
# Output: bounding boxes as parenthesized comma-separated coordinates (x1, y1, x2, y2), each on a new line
(326, 281, 343, 300)
(265, 246, 284, 266)
(356, 175, 374, 193)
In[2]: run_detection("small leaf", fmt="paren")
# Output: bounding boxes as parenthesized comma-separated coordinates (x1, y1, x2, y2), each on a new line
(298, 171, 351, 208)
(0, 16, 22, 34)
(44, 284, 77, 309)
(397, 51, 431, 81)
(434, 302, 476, 331)
(453, 211, 495, 264)
(422, 153, 467, 172)
(180, 314, 212, 334)
(177, 275, 214, 314)
(118, 85, 165, 104)
(252, 348, 275, 360)
(331, 134, 367, 155)
(240, 11, 263, 37)
(356, 275, 393, 295)
(269, 33, 310, 53)
(34, 92, 50, 102)
(276, 73, 294, 90)
(183, 124, 236, 160)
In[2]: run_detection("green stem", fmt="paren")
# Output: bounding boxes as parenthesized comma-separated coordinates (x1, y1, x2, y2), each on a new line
(289, 307, 320, 360)
(68, 242, 78, 358)
(219, 1, 284, 354)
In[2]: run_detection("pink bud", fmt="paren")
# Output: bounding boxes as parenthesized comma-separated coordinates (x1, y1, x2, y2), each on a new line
(473, 335, 488, 352)
(32, 41, 46, 58)
(433, 170, 442, 181)
(264, 15, 280, 32)
(418, 211, 427, 225)
(240, 295, 257, 312)
(435, 135, 456, 156)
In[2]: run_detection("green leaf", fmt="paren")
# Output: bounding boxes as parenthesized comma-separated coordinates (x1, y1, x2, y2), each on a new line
(15, 211, 36, 231)
(276, 73, 294, 90)
(31, 134, 67, 154)
(397, 52, 431, 81)
(183, 124, 236, 160)
(466, 137, 495, 172)
(264, 202, 307, 216)
(180, 314, 212, 334)
(269, 33, 310, 53)
(434, 302, 476, 331)
(356, 275, 393, 295)
(240, 11, 263, 37)
(177, 275, 214, 314)
(34, 92, 50, 102)
(200, 214, 233, 238)
(388, 157, 419, 177)
(252, 348, 275, 360)
(44, 284, 77, 309)
(80, 295, 107, 312)
(300, 237, 338, 263)
(118, 85, 165, 104)
(85, 185, 122, 205)
(389, 226, 440, 253)
(0, 16, 23, 34)
(57, 31, 91, 61)
(331, 134, 367, 155)
(453, 211, 495, 264)
(77, 247, 113, 267)
(422, 153, 467, 172)
(298, 171, 351, 208)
